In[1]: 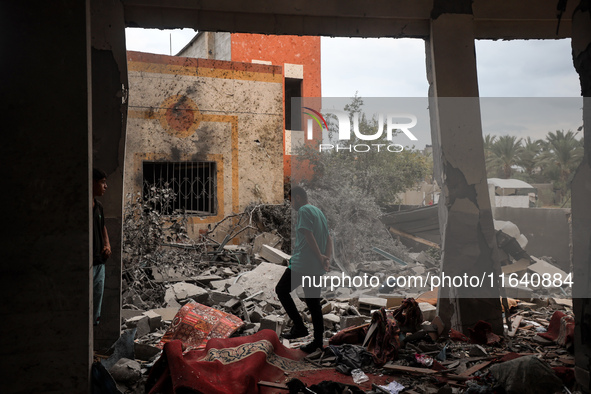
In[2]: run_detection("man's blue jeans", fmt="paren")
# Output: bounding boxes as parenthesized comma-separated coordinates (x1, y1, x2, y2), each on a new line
(93, 264, 105, 325)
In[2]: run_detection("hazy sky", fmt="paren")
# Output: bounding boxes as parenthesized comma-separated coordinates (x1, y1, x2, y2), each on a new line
(125, 28, 584, 147)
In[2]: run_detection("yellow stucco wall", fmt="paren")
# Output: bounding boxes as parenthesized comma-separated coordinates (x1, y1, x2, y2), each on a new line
(124, 51, 284, 239)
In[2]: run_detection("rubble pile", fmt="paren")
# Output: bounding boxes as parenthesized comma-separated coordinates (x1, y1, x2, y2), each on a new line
(104, 206, 579, 393)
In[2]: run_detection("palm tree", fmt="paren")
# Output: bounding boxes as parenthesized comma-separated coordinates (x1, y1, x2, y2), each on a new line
(539, 130, 584, 200)
(483, 134, 497, 177)
(487, 135, 523, 179)
(516, 137, 542, 179)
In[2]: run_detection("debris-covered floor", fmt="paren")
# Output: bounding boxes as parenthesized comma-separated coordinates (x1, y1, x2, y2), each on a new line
(95, 203, 580, 394)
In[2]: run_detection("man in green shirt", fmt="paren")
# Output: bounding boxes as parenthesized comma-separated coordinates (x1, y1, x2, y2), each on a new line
(275, 186, 332, 353)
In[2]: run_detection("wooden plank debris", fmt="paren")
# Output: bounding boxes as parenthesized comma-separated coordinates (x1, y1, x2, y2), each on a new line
(508, 315, 523, 337)
(459, 360, 493, 377)
(387, 227, 440, 249)
(383, 364, 438, 374)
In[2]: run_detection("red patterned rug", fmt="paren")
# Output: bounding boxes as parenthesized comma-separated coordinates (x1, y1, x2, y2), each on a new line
(146, 329, 312, 394)
(158, 300, 245, 351)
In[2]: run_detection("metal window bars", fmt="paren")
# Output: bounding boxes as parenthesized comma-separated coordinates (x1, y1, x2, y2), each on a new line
(142, 161, 216, 215)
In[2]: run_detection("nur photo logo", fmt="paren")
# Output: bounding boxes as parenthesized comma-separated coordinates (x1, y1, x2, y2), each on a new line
(302, 107, 419, 152)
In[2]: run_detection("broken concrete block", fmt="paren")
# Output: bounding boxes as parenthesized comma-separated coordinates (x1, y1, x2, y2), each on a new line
(528, 257, 569, 282)
(259, 315, 285, 336)
(358, 297, 387, 315)
(224, 298, 241, 310)
(262, 303, 276, 313)
(109, 358, 142, 385)
(323, 313, 340, 325)
(419, 302, 437, 322)
(227, 283, 247, 299)
(121, 309, 145, 322)
(164, 287, 181, 309)
(321, 302, 333, 315)
(125, 315, 150, 338)
(210, 279, 231, 291)
(223, 267, 234, 276)
(249, 306, 264, 323)
(260, 244, 291, 265)
(210, 290, 234, 304)
(489, 355, 563, 394)
(340, 315, 366, 329)
(172, 282, 209, 304)
(142, 310, 162, 332)
(253, 232, 283, 254)
(411, 265, 426, 275)
(150, 307, 180, 322)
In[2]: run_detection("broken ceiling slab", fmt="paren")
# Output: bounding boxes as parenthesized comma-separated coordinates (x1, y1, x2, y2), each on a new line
(235, 262, 305, 310)
(501, 258, 531, 275)
(193, 274, 223, 284)
(260, 244, 290, 265)
(528, 256, 569, 282)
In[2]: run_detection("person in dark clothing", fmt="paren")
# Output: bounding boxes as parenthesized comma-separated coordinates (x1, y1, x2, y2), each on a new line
(276, 186, 332, 353)
(93, 168, 111, 325)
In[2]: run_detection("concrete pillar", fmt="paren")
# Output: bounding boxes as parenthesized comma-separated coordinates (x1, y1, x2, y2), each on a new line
(571, 3, 591, 391)
(91, 0, 128, 350)
(426, 7, 503, 334)
(0, 1, 93, 392)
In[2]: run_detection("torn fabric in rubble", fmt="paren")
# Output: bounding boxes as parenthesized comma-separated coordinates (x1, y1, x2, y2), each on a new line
(147, 329, 312, 394)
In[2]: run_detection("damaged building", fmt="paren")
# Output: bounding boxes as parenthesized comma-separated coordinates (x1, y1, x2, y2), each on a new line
(124, 51, 284, 239)
(2, 0, 591, 393)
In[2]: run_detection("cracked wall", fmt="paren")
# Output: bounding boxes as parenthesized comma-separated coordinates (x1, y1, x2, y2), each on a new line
(124, 52, 284, 239)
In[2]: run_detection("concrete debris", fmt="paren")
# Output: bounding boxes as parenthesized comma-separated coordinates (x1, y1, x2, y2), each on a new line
(418, 302, 436, 322)
(108, 358, 142, 385)
(259, 315, 285, 336)
(253, 232, 283, 254)
(124, 315, 150, 339)
(340, 315, 367, 329)
(142, 310, 162, 332)
(528, 256, 569, 282)
(259, 244, 291, 265)
(117, 205, 576, 394)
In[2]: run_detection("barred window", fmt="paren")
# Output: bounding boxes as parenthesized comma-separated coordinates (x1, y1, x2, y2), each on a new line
(142, 161, 217, 215)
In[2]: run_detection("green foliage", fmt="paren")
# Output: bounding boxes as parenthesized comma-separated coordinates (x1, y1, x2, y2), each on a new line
(483, 129, 584, 206)
(296, 94, 431, 207)
(486, 135, 523, 179)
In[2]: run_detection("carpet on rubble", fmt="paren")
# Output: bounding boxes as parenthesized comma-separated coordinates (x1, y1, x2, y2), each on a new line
(146, 329, 313, 394)
(158, 300, 245, 351)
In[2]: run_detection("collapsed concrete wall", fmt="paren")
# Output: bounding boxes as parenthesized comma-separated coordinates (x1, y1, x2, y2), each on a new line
(124, 52, 284, 239)
(494, 207, 571, 271)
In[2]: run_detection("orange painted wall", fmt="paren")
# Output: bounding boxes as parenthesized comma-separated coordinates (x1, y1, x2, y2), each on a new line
(230, 34, 321, 181)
